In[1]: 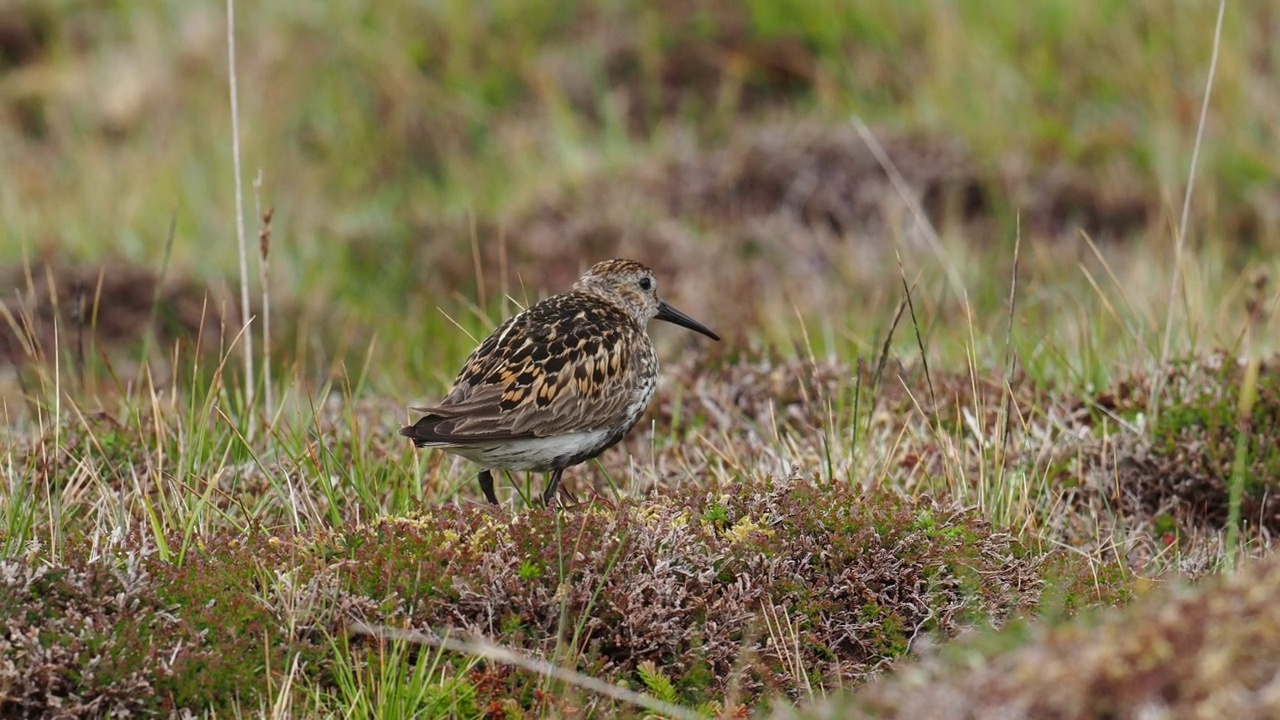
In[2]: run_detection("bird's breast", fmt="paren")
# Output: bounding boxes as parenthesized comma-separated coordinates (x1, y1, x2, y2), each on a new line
(623, 345, 658, 422)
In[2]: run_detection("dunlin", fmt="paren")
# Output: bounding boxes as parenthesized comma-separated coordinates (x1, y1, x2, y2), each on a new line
(402, 259, 720, 507)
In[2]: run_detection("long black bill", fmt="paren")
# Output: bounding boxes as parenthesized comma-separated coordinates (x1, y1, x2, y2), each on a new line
(655, 300, 721, 341)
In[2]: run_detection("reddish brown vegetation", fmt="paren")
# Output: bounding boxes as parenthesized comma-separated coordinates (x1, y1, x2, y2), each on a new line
(1, 478, 1101, 717)
(839, 552, 1280, 719)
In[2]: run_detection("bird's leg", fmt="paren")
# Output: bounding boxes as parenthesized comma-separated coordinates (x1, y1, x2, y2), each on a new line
(478, 469, 499, 505)
(558, 482, 580, 507)
(542, 468, 565, 508)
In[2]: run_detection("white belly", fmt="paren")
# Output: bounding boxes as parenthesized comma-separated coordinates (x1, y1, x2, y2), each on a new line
(440, 430, 616, 471)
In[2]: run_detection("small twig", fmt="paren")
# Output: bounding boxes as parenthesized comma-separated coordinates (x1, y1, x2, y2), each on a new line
(87, 267, 107, 389)
(897, 250, 937, 413)
(863, 296, 910, 486)
(347, 622, 704, 720)
(71, 276, 86, 389)
(1000, 219, 1022, 464)
(140, 215, 178, 377)
(872, 295, 908, 395)
(254, 171, 274, 417)
(851, 354, 864, 473)
(0, 295, 36, 362)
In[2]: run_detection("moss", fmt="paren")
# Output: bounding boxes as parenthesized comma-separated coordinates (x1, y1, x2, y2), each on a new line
(0, 477, 1112, 714)
(0, 534, 282, 716)
(1074, 354, 1280, 535)
(812, 553, 1280, 719)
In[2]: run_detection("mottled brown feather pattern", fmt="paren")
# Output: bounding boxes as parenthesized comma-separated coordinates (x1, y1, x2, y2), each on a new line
(413, 291, 653, 441)
(401, 258, 718, 505)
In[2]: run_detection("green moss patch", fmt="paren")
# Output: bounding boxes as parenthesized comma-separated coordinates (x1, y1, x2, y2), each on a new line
(1061, 353, 1280, 538)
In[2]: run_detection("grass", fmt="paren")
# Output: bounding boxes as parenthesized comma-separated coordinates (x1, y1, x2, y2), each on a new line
(3, 0, 1280, 716)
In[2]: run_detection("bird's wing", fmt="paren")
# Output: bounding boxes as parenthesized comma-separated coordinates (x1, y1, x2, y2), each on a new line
(401, 292, 647, 446)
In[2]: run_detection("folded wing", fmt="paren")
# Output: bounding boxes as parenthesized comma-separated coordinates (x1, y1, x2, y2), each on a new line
(400, 293, 643, 447)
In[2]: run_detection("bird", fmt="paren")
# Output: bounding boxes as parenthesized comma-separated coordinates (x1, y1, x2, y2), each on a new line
(401, 259, 720, 507)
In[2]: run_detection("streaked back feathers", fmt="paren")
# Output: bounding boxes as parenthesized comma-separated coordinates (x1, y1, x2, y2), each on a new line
(400, 258, 718, 479)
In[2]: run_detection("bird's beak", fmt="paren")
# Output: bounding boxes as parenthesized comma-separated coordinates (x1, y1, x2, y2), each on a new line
(655, 300, 720, 341)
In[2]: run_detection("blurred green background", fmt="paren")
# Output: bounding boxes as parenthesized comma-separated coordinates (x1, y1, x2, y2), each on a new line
(2, 0, 1276, 389)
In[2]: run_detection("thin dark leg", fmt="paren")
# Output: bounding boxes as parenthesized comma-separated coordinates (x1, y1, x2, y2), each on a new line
(542, 468, 565, 508)
(558, 482, 580, 507)
(478, 469, 498, 505)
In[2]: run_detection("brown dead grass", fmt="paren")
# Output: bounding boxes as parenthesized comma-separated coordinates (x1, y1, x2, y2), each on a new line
(813, 551, 1280, 720)
(1044, 353, 1280, 574)
(592, 348, 1050, 494)
(599, 346, 1279, 581)
(0, 262, 237, 369)
(18, 333, 1272, 585)
(392, 118, 1175, 349)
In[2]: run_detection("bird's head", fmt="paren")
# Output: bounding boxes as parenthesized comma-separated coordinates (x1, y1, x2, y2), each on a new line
(575, 259, 720, 341)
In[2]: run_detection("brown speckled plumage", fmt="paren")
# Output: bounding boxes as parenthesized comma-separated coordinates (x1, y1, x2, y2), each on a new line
(402, 259, 719, 506)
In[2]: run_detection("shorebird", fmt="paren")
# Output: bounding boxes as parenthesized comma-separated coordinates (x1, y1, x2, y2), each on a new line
(401, 259, 720, 507)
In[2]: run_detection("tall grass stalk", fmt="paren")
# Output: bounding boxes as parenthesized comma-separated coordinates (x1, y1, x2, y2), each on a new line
(1150, 0, 1226, 425)
(255, 172, 274, 418)
(226, 0, 255, 427)
(1227, 274, 1269, 568)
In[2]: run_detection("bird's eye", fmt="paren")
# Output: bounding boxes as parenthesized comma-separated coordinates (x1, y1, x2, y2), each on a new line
(638, 277, 653, 291)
